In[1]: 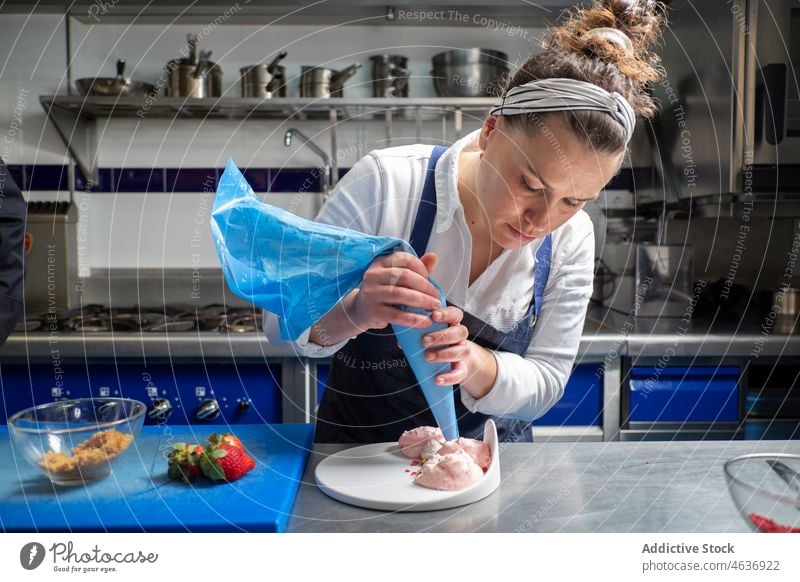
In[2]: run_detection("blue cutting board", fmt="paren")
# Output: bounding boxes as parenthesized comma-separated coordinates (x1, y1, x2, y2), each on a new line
(0, 423, 313, 532)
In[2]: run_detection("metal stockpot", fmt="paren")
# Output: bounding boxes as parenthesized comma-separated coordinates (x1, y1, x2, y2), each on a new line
(240, 51, 287, 98)
(165, 34, 223, 98)
(240, 65, 274, 98)
(431, 48, 508, 98)
(369, 54, 409, 97)
(299, 63, 362, 98)
(270, 65, 287, 97)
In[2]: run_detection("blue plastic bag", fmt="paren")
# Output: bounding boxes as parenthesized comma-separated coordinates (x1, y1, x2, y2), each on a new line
(211, 159, 458, 440)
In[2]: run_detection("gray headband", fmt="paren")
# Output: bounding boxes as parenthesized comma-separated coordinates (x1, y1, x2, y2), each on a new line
(490, 78, 637, 144)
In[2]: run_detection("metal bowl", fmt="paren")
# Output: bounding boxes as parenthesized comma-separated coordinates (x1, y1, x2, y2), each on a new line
(431, 64, 508, 97)
(431, 48, 508, 68)
(431, 48, 508, 98)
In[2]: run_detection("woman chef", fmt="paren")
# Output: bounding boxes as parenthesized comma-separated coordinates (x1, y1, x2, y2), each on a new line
(265, 0, 665, 443)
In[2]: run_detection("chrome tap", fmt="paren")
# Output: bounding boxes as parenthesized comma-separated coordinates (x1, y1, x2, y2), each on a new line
(283, 128, 333, 199)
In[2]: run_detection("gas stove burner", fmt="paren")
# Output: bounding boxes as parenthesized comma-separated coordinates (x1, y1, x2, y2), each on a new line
(193, 304, 263, 333)
(221, 313, 260, 333)
(15, 304, 264, 334)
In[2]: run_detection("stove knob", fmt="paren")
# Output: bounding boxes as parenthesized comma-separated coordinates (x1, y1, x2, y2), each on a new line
(148, 398, 172, 422)
(196, 399, 221, 421)
(237, 400, 251, 414)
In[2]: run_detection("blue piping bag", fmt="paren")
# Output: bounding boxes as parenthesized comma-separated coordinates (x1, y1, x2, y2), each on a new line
(211, 159, 458, 439)
(392, 285, 459, 441)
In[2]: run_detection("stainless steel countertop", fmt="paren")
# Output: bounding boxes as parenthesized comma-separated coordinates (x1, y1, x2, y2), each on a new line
(287, 439, 799, 533)
(1, 305, 797, 361)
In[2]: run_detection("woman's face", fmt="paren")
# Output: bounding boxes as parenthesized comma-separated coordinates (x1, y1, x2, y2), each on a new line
(475, 114, 622, 250)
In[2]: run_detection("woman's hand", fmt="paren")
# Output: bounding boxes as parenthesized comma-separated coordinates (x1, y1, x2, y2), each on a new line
(348, 251, 442, 332)
(422, 306, 471, 386)
(423, 306, 498, 398)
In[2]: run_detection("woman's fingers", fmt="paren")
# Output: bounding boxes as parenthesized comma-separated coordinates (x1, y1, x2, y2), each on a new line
(419, 251, 438, 275)
(364, 264, 440, 304)
(423, 324, 469, 348)
(379, 306, 433, 328)
(436, 360, 468, 386)
(360, 284, 440, 312)
(431, 305, 463, 324)
(424, 307, 466, 347)
(425, 341, 470, 364)
(355, 252, 443, 332)
(377, 252, 431, 280)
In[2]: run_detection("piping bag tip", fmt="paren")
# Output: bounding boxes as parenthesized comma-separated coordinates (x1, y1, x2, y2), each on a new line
(391, 283, 459, 442)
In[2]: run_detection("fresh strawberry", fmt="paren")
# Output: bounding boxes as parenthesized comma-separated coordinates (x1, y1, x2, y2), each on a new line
(167, 443, 204, 483)
(200, 442, 255, 482)
(207, 432, 245, 451)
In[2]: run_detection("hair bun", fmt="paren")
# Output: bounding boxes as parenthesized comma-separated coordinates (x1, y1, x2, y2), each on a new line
(546, 0, 664, 89)
(580, 27, 633, 54)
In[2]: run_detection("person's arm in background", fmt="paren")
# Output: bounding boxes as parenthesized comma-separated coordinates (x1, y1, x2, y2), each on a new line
(0, 158, 26, 344)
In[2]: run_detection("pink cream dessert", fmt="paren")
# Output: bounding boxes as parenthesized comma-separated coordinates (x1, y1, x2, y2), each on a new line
(414, 449, 484, 491)
(437, 438, 491, 472)
(398, 426, 444, 459)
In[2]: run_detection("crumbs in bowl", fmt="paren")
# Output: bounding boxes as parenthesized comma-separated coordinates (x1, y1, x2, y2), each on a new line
(39, 429, 133, 476)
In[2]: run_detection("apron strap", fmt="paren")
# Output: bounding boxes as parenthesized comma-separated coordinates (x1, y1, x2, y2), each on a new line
(531, 233, 553, 325)
(408, 146, 447, 257)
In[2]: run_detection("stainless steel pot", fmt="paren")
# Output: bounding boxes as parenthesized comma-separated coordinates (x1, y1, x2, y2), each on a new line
(240, 65, 274, 98)
(766, 285, 800, 333)
(269, 65, 287, 97)
(76, 59, 156, 97)
(165, 34, 223, 98)
(431, 48, 508, 98)
(767, 286, 800, 315)
(240, 51, 288, 98)
(369, 54, 409, 97)
(299, 63, 362, 98)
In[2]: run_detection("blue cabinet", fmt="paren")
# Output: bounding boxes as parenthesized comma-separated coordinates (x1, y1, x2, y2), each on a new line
(533, 363, 603, 426)
(628, 366, 740, 423)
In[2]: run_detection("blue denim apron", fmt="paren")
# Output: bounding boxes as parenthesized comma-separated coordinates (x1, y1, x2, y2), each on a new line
(314, 146, 553, 443)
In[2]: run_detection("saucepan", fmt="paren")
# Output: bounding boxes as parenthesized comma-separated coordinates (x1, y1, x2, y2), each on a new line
(369, 54, 410, 97)
(76, 59, 156, 97)
(299, 63, 362, 98)
(165, 33, 223, 98)
(240, 51, 288, 98)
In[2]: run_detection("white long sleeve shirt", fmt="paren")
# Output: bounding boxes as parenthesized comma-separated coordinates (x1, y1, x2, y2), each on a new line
(263, 129, 595, 422)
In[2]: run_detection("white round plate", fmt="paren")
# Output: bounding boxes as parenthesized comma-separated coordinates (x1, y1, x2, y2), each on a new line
(315, 420, 500, 512)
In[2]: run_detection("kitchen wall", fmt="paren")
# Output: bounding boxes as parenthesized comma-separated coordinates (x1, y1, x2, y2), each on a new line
(0, 12, 626, 279)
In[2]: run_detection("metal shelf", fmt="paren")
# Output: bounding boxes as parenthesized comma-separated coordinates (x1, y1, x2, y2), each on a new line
(40, 95, 496, 184)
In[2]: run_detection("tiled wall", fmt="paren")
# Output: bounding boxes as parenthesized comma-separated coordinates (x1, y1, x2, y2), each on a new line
(0, 13, 640, 273)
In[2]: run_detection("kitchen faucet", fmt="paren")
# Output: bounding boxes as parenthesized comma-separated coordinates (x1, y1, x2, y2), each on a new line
(283, 128, 333, 199)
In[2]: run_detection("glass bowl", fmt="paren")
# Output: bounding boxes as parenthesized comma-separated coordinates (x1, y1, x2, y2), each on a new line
(8, 398, 146, 486)
(723, 453, 800, 533)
